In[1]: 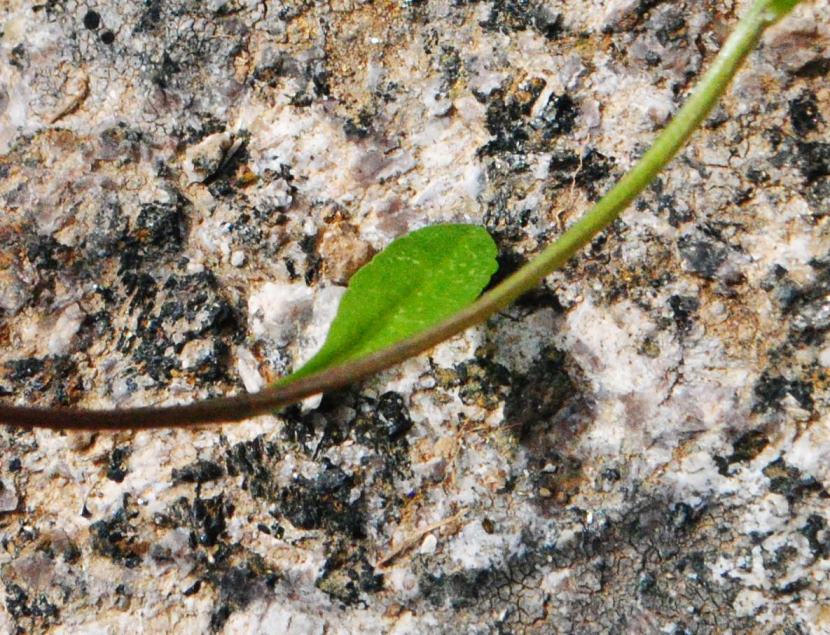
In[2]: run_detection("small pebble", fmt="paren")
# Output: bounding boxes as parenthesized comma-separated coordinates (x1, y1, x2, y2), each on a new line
(419, 533, 437, 555)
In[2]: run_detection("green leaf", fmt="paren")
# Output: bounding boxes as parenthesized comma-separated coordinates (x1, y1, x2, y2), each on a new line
(767, 0, 803, 18)
(281, 224, 498, 383)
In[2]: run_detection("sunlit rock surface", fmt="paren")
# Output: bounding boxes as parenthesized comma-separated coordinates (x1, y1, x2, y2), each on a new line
(1, 0, 829, 632)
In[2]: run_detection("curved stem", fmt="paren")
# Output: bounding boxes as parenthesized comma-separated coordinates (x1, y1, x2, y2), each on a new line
(0, 0, 803, 430)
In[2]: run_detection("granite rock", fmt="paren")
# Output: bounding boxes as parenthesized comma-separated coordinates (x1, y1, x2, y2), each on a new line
(1, 0, 829, 633)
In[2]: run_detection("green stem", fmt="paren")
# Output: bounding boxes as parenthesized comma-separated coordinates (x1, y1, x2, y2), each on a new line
(0, 0, 804, 430)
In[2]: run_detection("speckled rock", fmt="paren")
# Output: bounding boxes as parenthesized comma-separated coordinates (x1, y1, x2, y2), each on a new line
(1, 0, 830, 633)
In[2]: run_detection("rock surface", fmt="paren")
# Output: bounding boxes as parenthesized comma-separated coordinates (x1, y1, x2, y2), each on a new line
(1, 0, 829, 632)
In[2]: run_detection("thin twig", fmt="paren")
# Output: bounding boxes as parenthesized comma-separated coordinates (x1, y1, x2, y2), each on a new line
(375, 509, 467, 568)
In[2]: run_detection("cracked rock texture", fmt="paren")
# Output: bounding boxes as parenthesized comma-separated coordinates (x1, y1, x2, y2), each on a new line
(1, 0, 830, 632)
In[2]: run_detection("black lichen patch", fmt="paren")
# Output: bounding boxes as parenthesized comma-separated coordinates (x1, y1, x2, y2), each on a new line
(151, 484, 280, 630)
(478, 79, 610, 246)
(4, 583, 60, 629)
(435, 356, 512, 411)
(668, 294, 699, 334)
(763, 459, 825, 504)
(478, 80, 585, 164)
(134, 201, 186, 252)
(775, 257, 830, 346)
(133, 0, 164, 34)
(220, 422, 394, 610)
(277, 460, 366, 539)
(349, 391, 416, 453)
(225, 424, 388, 542)
(280, 389, 416, 494)
(534, 93, 577, 139)
(417, 542, 551, 628)
(118, 270, 238, 384)
(753, 372, 813, 413)
(155, 493, 234, 548)
(415, 494, 755, 633)
(191, 495, 233, 547)
(210, 564, 269, 632)
(763, 543, 799, 576)
(482, 190, 536, 242)
(205, 140, 251, 196)
(343, 108, 375, 140)
(90, 496, 146, 568)
(789, 92, 823, 136)
(8, 43, 28, 70)
(275, 403, 317, 447)
(26, 235, 73, 273)
(479, 0, 563, 40)
(224, 435, 281, 498)
(548, 150, 582, 181)
(5, 358, 45, 382)
(374, 391, 413, 441)
(528, 449, 583, 505)
(677, 234, 727, 279)
(421, 567, 498, 610)
(2, 356, 82, 406)
(106, 446, 131, 483)
(657, 192, 694, 227)
(163, 272, 237, 336)
(172, 459, 225, 485)
(480, 79, 547, 156)
(299, 231, 322, 286)
(116, 197, 191, 293)
(150, 51, 182, 90)
(547, 147, 616, 199)
(761, 264, 801, 312)
(653, 10, 686, 47)
(796, 141, 830, 183)
(23, 234, 80, 298)
(794, 57, 830, 78)
(715, 429, 769, 475)
(504, 347, 576, 438)
(800, 514, 830, 559)
(316, 545, 383, 606)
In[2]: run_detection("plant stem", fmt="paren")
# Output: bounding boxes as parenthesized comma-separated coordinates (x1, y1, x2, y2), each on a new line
(0, 0, 805, 430)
